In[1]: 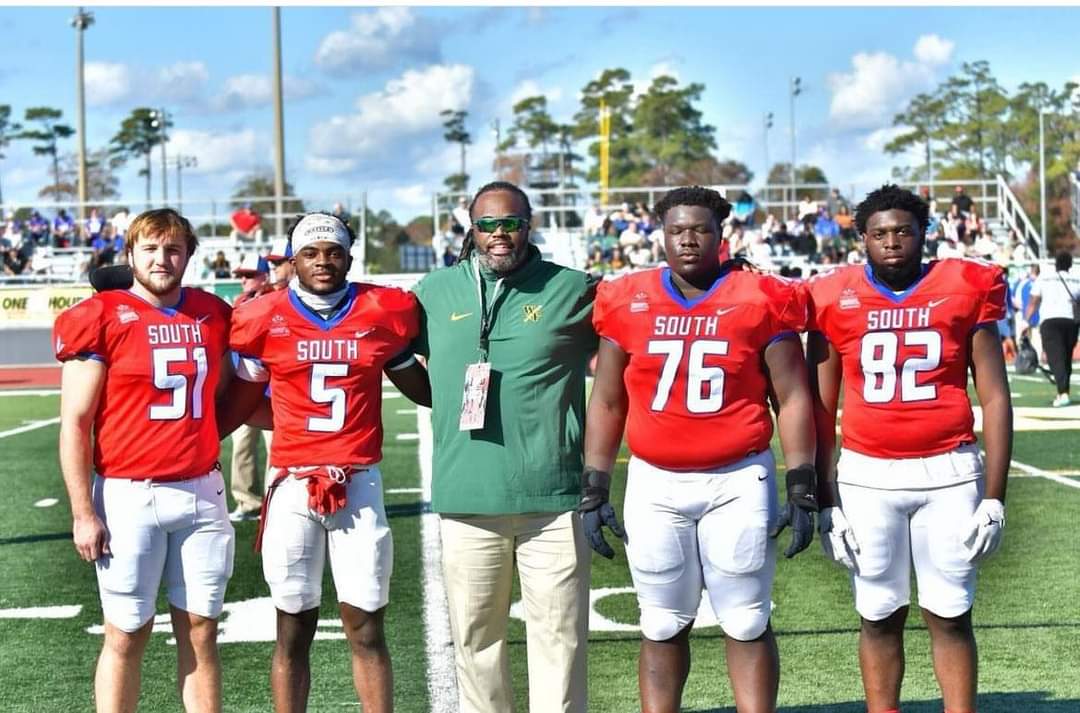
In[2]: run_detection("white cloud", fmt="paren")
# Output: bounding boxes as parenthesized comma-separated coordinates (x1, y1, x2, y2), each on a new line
(166, 128, 263, 174)
(305, 156, 359, 175)
(862, 126, 907, 153)
(827, 51, 937, 128)
(633, 60, 682, 96)
(212, 74, 322, 112)
(314, 7, 440, 75)
(392, 184, 429, 208)
(307, 64, 475, 170)
(913, 34, 955, 66)
(85, 62, 134, 106)
(84, 60, 208, 107)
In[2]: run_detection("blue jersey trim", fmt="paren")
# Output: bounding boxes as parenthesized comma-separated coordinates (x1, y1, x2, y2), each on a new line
(125, 286, 186, 316)
(287, 283, 358, 332)
(862, 263, 933, 304)
(661, 267, 728, 309)
(766, 330, 798, 348)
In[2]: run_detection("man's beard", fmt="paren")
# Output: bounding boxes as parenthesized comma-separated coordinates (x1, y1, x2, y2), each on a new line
(133, 265, 182, 296)
(477, 243, 528, 274)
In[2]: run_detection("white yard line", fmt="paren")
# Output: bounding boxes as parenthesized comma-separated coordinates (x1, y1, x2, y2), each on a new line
(0, 417, 60, 439)
(1010, 458, 1080, 490)
(0, 389, 60, 397)
(417, 405, 458, 711)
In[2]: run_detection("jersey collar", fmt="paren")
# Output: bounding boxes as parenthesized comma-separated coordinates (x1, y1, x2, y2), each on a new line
(660, 266, 729, 309)
(862, 262, 933, 304)
(287, 283, 358, 331)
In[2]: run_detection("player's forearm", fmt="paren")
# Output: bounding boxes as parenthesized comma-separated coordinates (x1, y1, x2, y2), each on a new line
(980, 395, 1013, 503)
(812, 403, 838, 479)
(776, 390, 816, 474)
(583, 400, 628, 474)
(58, 422, 95, 520)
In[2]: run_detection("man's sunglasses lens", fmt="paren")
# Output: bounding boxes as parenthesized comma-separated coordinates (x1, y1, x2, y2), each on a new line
(474, 217, 527, 233)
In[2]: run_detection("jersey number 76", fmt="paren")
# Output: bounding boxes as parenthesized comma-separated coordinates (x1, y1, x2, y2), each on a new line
(648, 339, 728, 414)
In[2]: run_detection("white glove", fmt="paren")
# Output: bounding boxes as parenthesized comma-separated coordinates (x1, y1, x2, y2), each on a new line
(961, 498, 1005, 563)
(819, 507, 859, 571)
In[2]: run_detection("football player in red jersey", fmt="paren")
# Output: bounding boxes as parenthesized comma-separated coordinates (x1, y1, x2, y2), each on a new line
(218, 212, 430, 713)
(55, 209, 234, 713)
(583, 186, 818, 713)
(806, 185, 1013, 713)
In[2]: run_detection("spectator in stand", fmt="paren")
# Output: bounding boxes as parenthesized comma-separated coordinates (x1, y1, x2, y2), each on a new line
(266, 236, 295, 288)
(583, 204, 606, 238)
(619, 221, 644, 250)
(769, 216, 792, 255)
(971, 230, 997, 260)
(835, 204, 856, 244)
(732, 191, 756, 227)
(28, 210, 50, 246)
(229, 202, 264, 245)
(3, 211, 22, 242)
(84, 207, 105, 246)
(792, 222, 816, 258)
(746, 229, 775, 268)
(846, 240, 866, 265)
(1026, 251, 1080, 407)
(53, 209, 75, 248)
(205, 250, 232, 280)
(1009, 230, 1036, 262)
(798, 195, 818, 233)
(937, 233, 965, 259)
(441, 243, 457, 268)
(331, 201, 352, 228)
(91, 224, 119, 268)
(944, 203, 966, 245)
(814, 208, 840, 260)
(585, 245, 608, 275)
(951, 185, 974, 215)
(826, 187, 849, 216)
(966, 207, 985, 240)
(919, 185, 940, 218)
(610, 206, 630, 233)
(110, 209, 131, 244)
(609, 245, 627, 271)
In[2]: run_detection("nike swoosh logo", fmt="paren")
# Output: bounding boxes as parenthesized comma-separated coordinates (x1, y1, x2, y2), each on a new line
(716, 307, 738, 316)
(928, 298, 949, 308)
(757, 473, 769, 481)
(216, 488, 224, 495)
(450, 312, 473, 321)
(354, 328, 375, 338)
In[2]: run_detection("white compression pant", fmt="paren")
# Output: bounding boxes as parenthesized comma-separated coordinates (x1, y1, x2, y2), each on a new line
(623, 451, 779, 642)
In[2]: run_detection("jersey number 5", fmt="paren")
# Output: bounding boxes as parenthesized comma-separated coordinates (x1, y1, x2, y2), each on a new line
(648, 339, 728, 414)
(150, 347, 209, 421)
(308, 363, 348, 432)
(860, 330, 941, 403)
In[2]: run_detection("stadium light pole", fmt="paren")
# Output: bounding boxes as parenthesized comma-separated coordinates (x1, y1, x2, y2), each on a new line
(789, 77, 802, 222)
(72, 7, 93, 223)
(173, 155, 197, 210)
(1039, 107, 1048, 251)
(271, 7, 286, 241)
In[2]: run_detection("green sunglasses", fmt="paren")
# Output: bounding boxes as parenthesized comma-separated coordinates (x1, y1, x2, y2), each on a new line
(473, 216, 529, 233)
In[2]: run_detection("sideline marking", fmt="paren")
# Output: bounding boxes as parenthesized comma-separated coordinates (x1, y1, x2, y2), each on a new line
(0, 417, 60, 440)
(417, 405, 458, 711)
(1010, 458, 1080, 490)
(0, 389, 60, 397)
(0, 605, 81, 619)
(33, 498, 59, 508)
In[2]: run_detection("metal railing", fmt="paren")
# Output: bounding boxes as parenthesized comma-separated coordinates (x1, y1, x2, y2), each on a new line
(995, 175, 1043, 259)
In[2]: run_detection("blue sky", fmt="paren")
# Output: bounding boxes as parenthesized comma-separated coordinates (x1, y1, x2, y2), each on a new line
(0, 5, 1077, 222)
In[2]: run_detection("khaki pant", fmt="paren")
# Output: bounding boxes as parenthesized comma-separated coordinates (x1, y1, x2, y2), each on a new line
(440, 511, 591, 713)
(229, 424, 271, 512)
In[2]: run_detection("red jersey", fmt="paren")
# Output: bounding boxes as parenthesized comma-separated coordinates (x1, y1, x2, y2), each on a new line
(229, 283, 419, 468)
(806, 259, 1006, 459)
(593, 267, 808, 471)
(53, 288, 232, 479)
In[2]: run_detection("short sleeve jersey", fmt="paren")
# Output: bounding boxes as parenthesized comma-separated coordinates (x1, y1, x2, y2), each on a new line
(229, 283, 419, 469)
(806, 259, 1006, 459)
(593, 267, 808, 471)
(53, 288, 232, 479)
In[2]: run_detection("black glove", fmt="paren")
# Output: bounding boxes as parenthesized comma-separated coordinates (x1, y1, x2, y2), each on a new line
(89, 264, 133, 292)
(578, 467, 625, 559)
(769, 464, 818, 558)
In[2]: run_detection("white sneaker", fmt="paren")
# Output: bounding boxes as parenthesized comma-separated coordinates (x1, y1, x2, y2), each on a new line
(1052, 394, 1071, 407)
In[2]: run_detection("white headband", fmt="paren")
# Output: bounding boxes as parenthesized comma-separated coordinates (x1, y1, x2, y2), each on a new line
(291, 214, 351, 253)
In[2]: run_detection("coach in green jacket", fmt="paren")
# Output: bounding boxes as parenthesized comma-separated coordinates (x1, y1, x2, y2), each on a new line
(412, 181, 598, 713)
